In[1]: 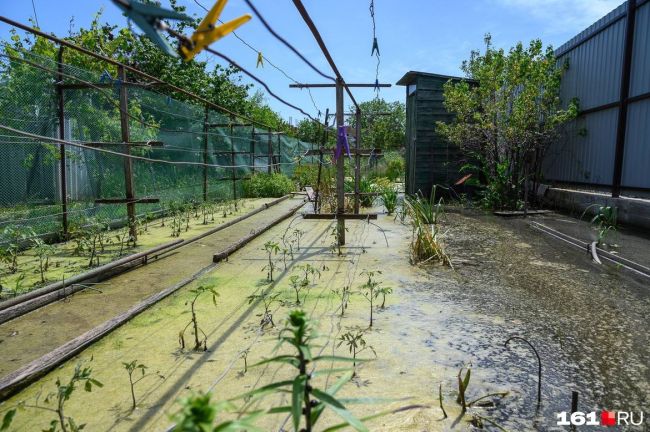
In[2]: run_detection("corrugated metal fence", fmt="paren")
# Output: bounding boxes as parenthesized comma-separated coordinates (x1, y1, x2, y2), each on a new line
(543, 0, 650, 195)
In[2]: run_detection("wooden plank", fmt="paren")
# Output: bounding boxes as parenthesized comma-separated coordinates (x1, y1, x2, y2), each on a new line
(305, 186, 316, 202)
(212, 199, 305, 262)
(302, 213, 378, 220)
(0, 263, 214, 401)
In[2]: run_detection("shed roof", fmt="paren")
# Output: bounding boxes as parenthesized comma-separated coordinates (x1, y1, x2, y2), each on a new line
(395, 71, 468, 86)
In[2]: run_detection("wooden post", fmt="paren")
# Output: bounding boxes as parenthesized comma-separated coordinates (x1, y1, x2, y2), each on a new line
(230, 115, 236, 200)
(267, 132, 273, 174)
(335, 78, 345, 245)
(118, 65, 136, 240)
(354, 108, 361, 214)
(203, 106, 209, 201)
(56, 46, 68, 238)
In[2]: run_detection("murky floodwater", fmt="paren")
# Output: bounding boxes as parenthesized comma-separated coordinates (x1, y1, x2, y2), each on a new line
(0, 207, 647, 431)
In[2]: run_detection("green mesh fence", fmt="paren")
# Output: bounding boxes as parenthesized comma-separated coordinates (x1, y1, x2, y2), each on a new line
(0, 48, 317, 242)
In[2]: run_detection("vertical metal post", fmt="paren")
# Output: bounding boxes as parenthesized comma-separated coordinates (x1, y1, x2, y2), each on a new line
(250, 127, 255, 172)
(314, 108, 329, 214)
(354, 108, 361, 214)
(276, 133, 281, 174)
(203, 106, 209, 201)
(336, 78, 345, 245)
(118, 65, 136, 240)
(612, 0, 636, 198)
(230, 115, 236, 200)
(267, 133, 273, 174)
(56, 46, 68, 238)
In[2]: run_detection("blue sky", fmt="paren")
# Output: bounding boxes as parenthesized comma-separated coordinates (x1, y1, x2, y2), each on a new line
(0, 0, 623, 123)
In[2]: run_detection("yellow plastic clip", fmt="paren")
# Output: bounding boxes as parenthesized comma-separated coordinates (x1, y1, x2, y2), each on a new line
(180, 0, 251, 61)
(256, 51, 264, 68)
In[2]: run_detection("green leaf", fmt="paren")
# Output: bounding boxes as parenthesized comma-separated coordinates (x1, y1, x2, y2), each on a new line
(291, 375, 307, 431)
(1, 409, 16, 431)
(311, 388, 368, 432)
(229, 380, 293, 401)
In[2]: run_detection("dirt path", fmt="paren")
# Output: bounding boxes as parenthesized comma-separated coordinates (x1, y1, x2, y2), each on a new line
(0, 197, 304, 380)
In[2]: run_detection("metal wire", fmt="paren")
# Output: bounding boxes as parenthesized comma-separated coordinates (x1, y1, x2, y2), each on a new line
(0, 124, 308, 169)
(190, 0, 322, 115)
(242, 0, 336, 82)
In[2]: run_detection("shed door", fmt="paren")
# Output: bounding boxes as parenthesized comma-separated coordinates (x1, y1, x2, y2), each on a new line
(406, 89, 417, 195)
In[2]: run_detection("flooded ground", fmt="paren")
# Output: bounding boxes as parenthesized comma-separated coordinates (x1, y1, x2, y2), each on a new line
(0, 207, 647, 431)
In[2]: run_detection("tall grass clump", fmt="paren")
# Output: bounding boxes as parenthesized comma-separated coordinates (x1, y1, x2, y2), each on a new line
(404, 187, 451, 266)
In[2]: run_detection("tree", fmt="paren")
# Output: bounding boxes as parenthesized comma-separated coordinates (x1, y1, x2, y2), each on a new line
(346, 98, 406, 151)
(437, 34, 578, 210)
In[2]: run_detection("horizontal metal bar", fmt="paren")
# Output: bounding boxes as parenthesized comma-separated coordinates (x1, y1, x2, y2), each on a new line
(304, 148, 382, 156)
(206, 123, 253, 128)
(85, 141, 164, 147)
(577, 90, 650, 117)
(252, 131, 286, 135)
(289, 83, 392, 88)
(95, 198, 160, 204)
(302, 213, 378, 220)
(213, 151, 252, 155)
(57, 82, 158, 90)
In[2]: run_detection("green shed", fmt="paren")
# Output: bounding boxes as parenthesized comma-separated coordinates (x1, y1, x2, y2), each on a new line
(396, 71, 468, 196)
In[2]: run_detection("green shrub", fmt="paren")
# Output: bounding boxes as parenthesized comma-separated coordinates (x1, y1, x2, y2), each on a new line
(292, 164, 319, 190)
(242, 173, 294, 198)
(385, 157, 405, 181)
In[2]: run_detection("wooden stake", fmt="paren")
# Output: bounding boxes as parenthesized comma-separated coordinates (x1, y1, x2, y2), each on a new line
(118, 65, 136, 240)
(336, 78, 345, 245)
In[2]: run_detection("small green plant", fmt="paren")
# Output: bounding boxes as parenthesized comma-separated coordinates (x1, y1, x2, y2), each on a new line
(375, 286, 393, 309)
(246, 310, 369, 431)
(331, 285, 351, 317)
(337, 330, 375, 376)
(359, 270, 382, 327)
(123, 360, 162, 411)
(32, 238, 55, 284)
(298, 263, 321, 285)
(0, 226, 32, 273)
(380, 186, 398, 215)
(262, 241, 280, 282)
(590, 205, 617, 245)
(31, 361, 102, 432)
(292, 229, 305, 251)
(179, 285, 219, 351)
(288, 275, 308, 305)
(454, 365, 508, 417)
(248, 292, 280, 329)
(240, 349, 249, 374)
(171, 392, 260, 431)
(329, 224, 348, 256)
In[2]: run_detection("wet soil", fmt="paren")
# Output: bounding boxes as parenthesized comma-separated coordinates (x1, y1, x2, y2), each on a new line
(0, 208, 647, 431)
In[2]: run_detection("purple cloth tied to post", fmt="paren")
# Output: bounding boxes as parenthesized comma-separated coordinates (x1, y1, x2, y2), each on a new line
(334, 125, 351, 162)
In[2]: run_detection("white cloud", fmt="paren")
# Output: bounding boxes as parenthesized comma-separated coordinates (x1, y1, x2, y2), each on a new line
(495, 0, 624, 33)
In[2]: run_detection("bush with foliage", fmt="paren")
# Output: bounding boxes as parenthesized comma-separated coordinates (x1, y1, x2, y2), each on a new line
(242, 173, 295, 198)
(291, 164, 320, 190)
(437, 34, 578, 210)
